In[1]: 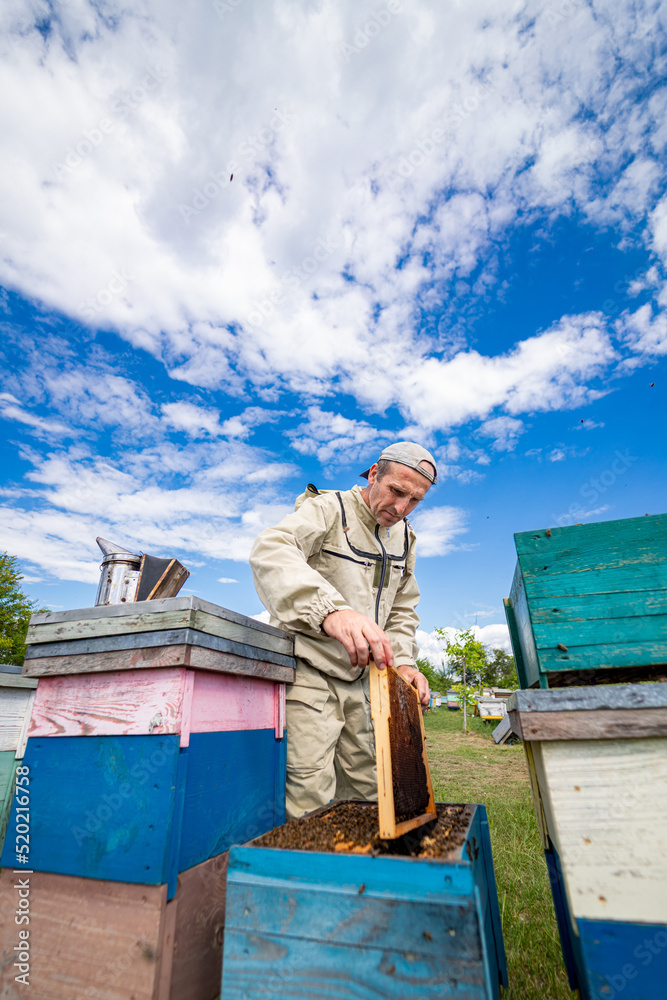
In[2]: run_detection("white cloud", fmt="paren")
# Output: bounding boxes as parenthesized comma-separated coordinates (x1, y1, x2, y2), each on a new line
(417, 623, 512, 668)
(0, 392, 71, 437)
(409, 505, 468, 557)
(217, 576, 238, 584)
(618, 303, 667, 360)
(547, 445, 590, 463)
(288, 406, 395, 467)
(650, 195, 667, 261)
(161, 401, 222, 437)
(574, 419, 604, 430)
(478, 416, 524, 452)
(0, 430, 298, 582)
(0, 0, 662, 430)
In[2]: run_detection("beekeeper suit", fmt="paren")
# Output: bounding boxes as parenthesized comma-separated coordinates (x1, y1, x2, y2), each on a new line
(250, 441, 435, 819)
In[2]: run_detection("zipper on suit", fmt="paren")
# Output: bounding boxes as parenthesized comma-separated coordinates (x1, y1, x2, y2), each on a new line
(374, 524, 388, 624)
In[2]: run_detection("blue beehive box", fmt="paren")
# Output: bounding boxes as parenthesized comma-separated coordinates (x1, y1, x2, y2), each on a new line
(221, 802, 508, 999)
(504, 513, 667, 689)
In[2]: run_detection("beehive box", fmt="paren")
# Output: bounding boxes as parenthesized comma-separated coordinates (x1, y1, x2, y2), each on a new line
(0, 852, 228, 1000)
(0, 597, 295, 1000)
(508, 683, 667, 1000)
(504, 514, 667, 689)
(221, 801, 508, 1000)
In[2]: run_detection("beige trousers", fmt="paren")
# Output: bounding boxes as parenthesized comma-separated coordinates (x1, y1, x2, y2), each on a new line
(285, 661, 377, 820)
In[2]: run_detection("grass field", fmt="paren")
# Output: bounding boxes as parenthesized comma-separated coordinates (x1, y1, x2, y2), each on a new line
(424, 707, 576, 1000)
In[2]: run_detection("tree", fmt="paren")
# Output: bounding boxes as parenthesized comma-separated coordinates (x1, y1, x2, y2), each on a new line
(415, 656, 456, 694)
(440, 628, 487, 689)
(484, 648, 519, 689)
(439, 628, 487, 732)
(0, 554, 44, 666)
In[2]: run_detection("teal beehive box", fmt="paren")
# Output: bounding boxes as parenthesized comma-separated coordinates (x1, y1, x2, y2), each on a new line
(505, 513, 667, 689)
(221, 802, 508, 1000)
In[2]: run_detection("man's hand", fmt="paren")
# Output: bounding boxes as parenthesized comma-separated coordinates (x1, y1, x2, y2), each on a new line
(322, 609, 394, 670)
(396, 664, 430, 707)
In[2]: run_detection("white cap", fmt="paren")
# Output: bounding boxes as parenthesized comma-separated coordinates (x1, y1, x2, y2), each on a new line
(360, 441, 437, 484)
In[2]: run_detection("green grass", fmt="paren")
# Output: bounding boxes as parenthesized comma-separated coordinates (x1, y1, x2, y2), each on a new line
(424, 708, 576, 1000)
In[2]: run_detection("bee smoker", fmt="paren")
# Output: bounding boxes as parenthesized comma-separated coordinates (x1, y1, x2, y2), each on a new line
(95, 536, 142, 605)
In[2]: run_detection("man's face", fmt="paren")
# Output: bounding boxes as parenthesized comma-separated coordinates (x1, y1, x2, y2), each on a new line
(364, 461, 432, 527)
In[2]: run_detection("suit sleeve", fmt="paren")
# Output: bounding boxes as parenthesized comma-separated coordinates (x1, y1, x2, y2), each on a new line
(249, 500, 353, 636)
(383, 535, 421, 666)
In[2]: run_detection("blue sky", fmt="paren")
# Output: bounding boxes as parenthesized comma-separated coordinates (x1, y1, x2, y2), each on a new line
(1, 0, 666, 666)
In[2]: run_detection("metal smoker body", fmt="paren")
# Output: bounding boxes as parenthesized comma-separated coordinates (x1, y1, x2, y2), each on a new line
(95, 537, 141, 605)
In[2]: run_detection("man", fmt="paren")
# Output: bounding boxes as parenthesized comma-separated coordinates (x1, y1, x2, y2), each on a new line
(250, 441, 435, 819)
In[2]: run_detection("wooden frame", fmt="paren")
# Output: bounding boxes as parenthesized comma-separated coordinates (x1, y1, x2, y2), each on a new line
(369, 662, 436, 839)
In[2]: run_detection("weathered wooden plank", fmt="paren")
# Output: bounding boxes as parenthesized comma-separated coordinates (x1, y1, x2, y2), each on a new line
(539, 737, 667, 924)
(221, 931, 487, 1000)
(518, 563, 667, 601)
(0, 868, 169, 1000)
(23, 642, 192, 677)
(474, 805, 509, 991)
(515, 514, 667, 566)
(187, 644, 295, 682)
(170, 852, 229, 1000)
(273, 682, 285, 740)
(532, 613, 667, 649)
(14, 688, 35, 759)
(508, 567, 541, 689)
(23, 625, 295, 669)
(226, 879, 482, 957)
(189, 671, 276, 735)
(515, 708, 667, 740)
(538, 639, 667, 672)
(22, 643, 296, 683)
(28, 594, 288, 639)
(529, 589, 667, 623)
(492, 714, 512, 744)
(0, 735, 181, 884)
(28, 668, 188, 738)
(26, 610, 294, 657)
(230, 839, 473, 900)
(521, 742, 559, 853)
(166, 748, 188, 898)
(503, 597, 531, 690)
(0, 673, 37, 688)
(509, 683, 667, 713)
(0, 687, 35, 752)
(178, 729, 286, 872)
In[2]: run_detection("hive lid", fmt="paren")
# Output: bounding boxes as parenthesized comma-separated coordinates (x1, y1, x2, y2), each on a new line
(369, 662, 436, 839)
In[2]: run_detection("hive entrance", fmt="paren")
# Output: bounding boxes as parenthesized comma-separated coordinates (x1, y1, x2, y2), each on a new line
(369, 663, 436, 839)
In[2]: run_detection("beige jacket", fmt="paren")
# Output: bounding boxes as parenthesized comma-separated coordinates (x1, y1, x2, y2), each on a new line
(249, 485, 421, 683)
